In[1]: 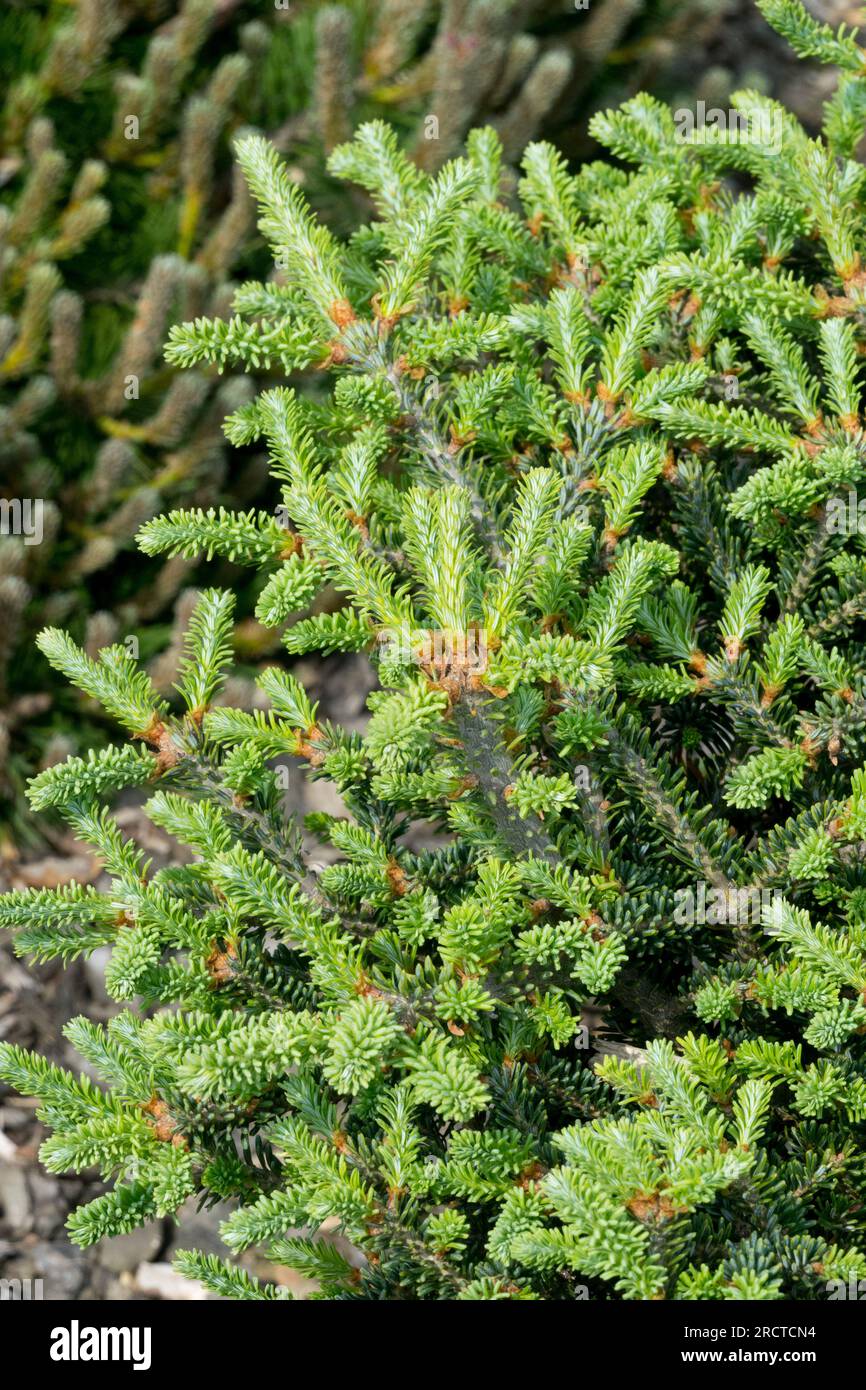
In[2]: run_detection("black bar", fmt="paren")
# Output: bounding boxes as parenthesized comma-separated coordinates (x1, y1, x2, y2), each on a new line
(2, 1296, 858, 1376)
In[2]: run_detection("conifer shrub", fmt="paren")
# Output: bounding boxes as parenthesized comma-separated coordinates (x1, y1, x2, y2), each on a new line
(0, 0, 621, 836)
(4, 0, 866, 1301)
(0, 0, 794, 842)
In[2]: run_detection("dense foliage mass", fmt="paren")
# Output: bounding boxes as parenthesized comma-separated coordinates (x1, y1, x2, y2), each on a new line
(3, 0, 676, 840)
(4, 0, 866, 1300)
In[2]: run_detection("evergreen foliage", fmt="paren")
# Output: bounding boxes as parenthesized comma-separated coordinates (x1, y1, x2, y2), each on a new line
(5, 0, 866, 1301)
(0, 0, 791, 846)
